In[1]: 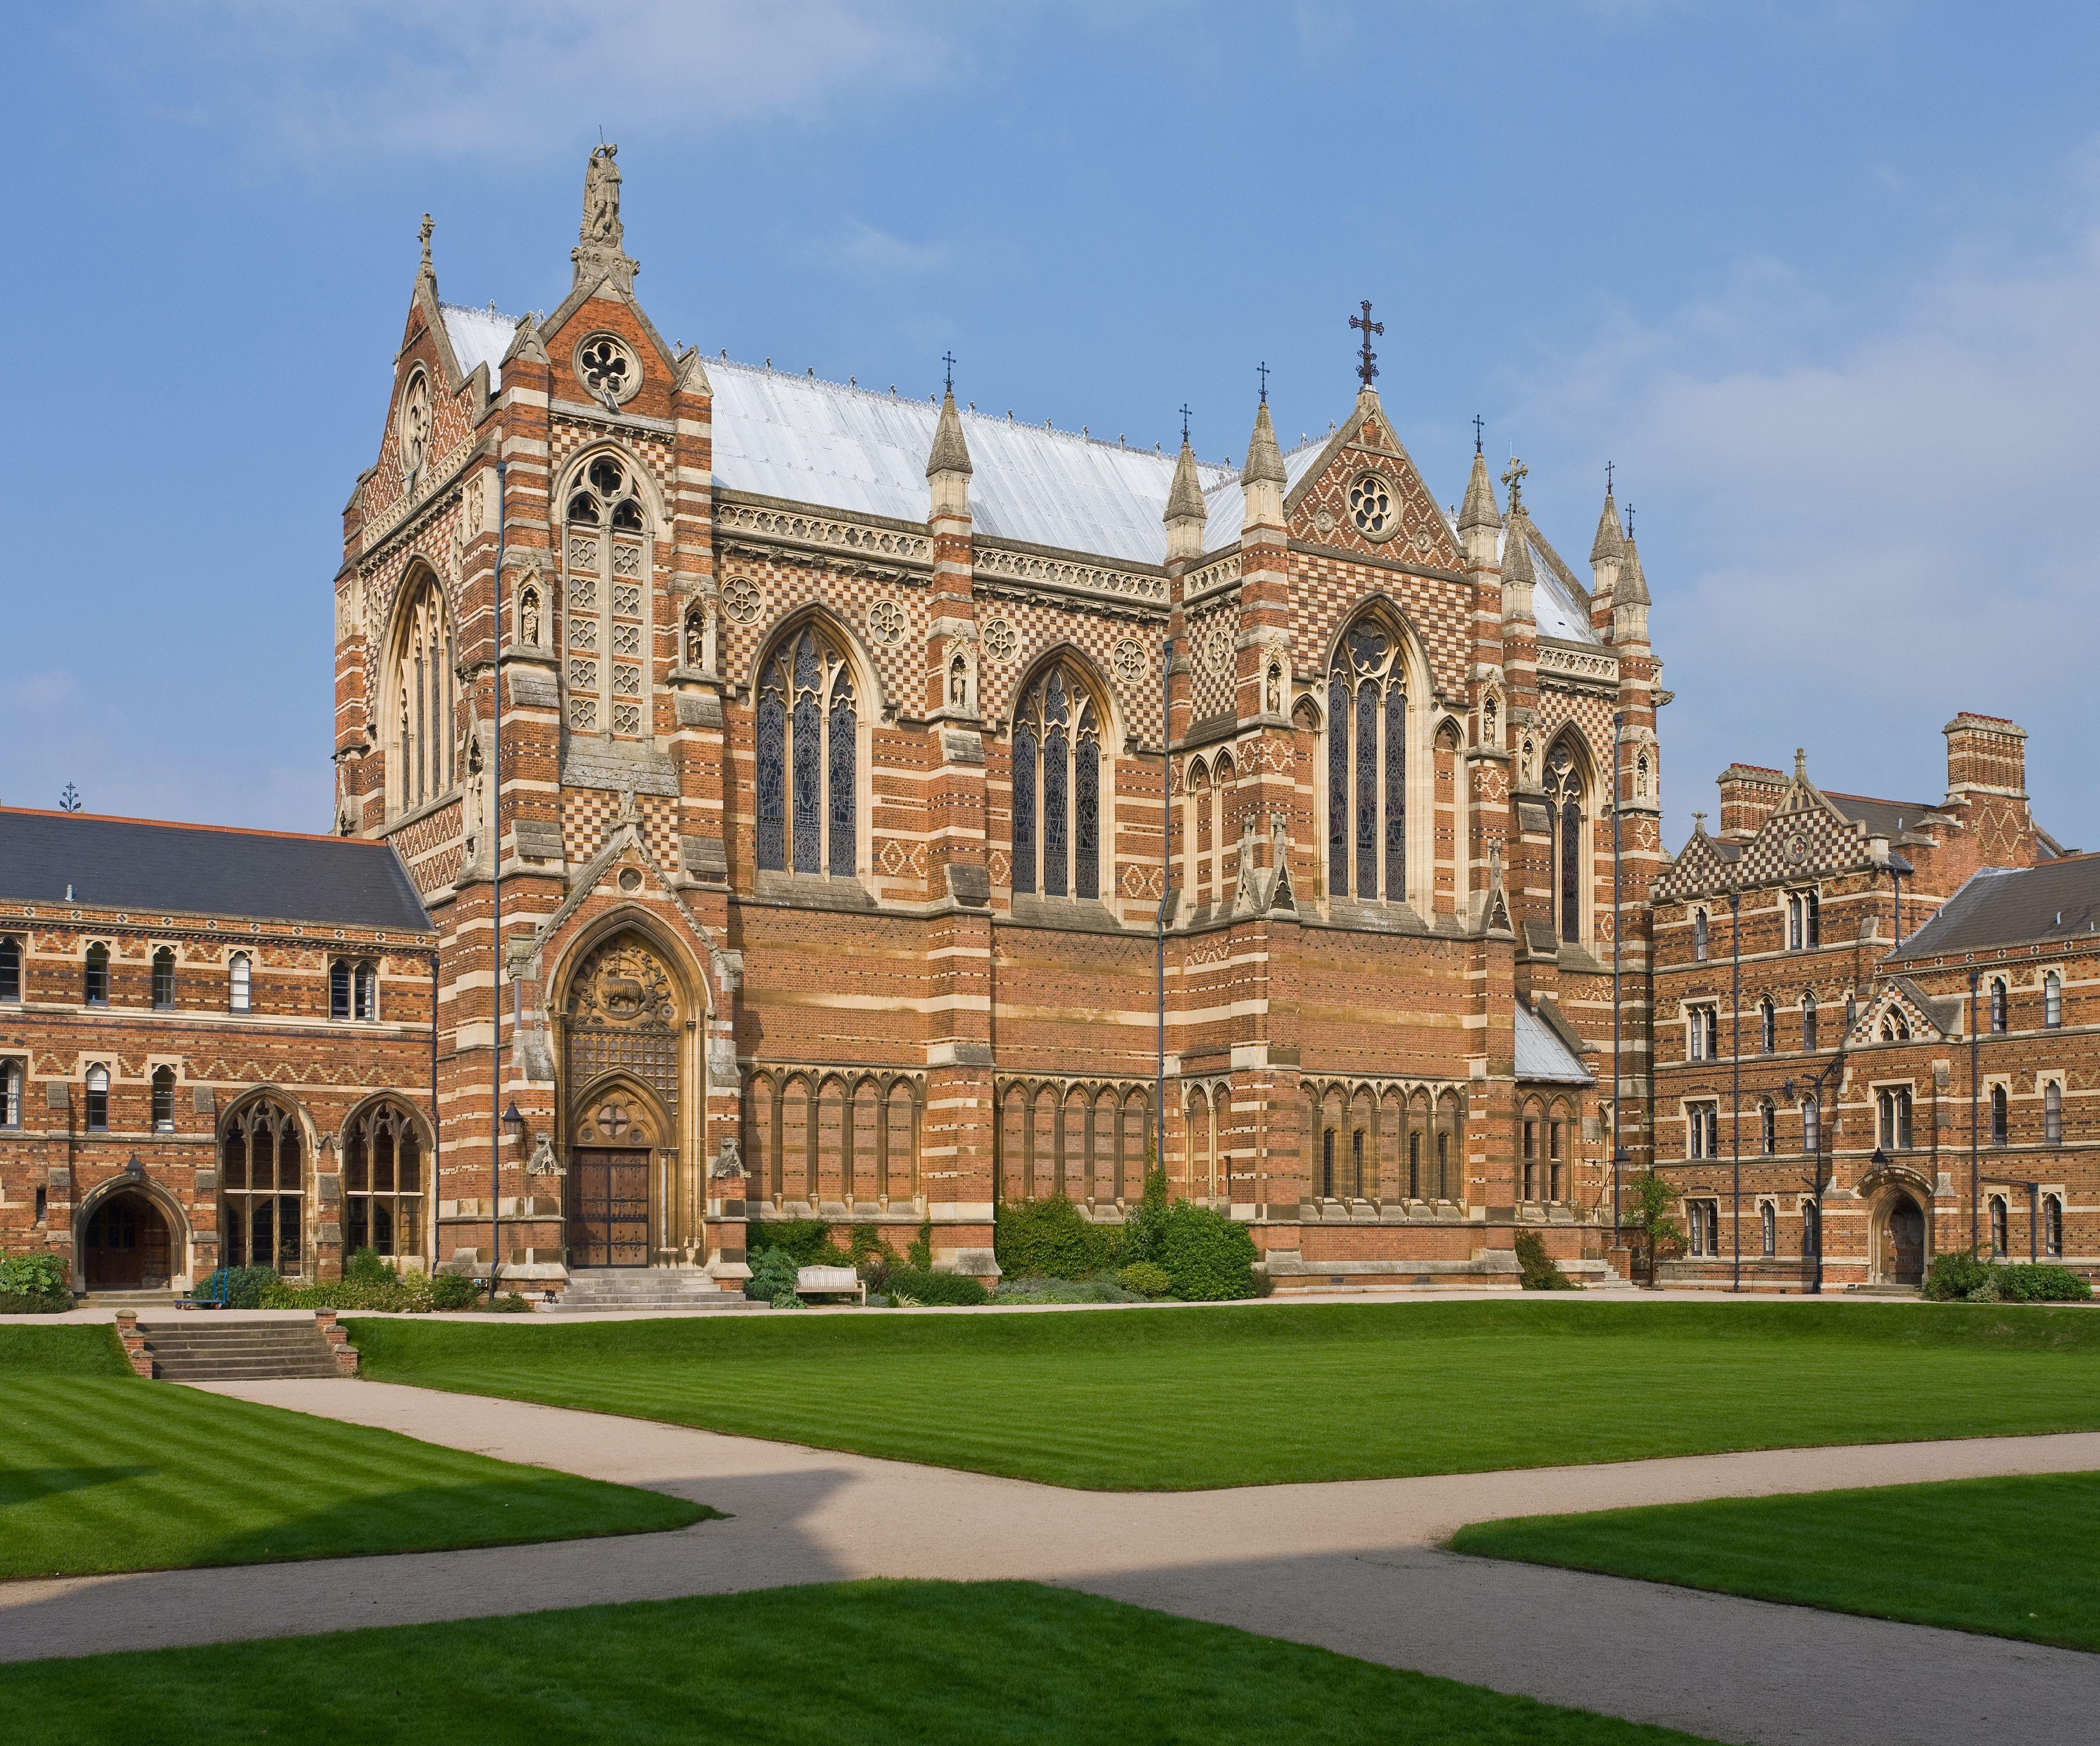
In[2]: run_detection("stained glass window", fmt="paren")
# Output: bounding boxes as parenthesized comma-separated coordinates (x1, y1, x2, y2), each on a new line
(1074, 739, 1100, 899)
(755, 624, 858, 879)
(1328, 614, 1410, 903)
(1011, 661, 1103, 901)
(1545, 742, 1585, 944)
(1013, 727, 1038, 894)
(755, 690, 786, 870)
(1328, 674, 1350, 897)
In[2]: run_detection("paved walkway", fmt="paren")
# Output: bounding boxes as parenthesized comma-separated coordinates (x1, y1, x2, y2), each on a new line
(4, 1382, 2094, 1746)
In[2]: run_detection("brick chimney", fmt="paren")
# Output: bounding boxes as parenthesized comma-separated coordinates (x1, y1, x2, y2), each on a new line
(1944, 714, 2026, 802)
(1716, 763, 1786, 838)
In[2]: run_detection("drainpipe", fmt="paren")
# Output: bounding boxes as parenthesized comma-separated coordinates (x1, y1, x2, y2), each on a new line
(490, 460, 507, 1292)
(1729, 886, 1742, 1292)
(1968, 969, 1980, 1253)
(1156, 635, 1172, 1192)
(1611, 711, 1623, 1240)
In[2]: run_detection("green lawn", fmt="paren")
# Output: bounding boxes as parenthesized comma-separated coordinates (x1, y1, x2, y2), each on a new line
(1451, 1471, 2100, 1652)
(0, 1578, 1718, 1745)
(0, 1325, 709, 1580)
(352, 1299, 2100, 1491)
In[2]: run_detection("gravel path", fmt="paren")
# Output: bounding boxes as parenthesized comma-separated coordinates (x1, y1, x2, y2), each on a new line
(4, 1381, 2094, 1746)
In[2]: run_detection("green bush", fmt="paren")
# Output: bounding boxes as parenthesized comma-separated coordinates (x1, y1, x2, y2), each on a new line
(994, 1276, 1143, 1305)
(1118, 1167, 1171, 1269)
(428, 1272, 481, 1311)
(908, 1216, 934, 1272)
(1116, 1262, 1172, 1298)
(1995, 1264, 2093, 1303)
(1153, 1202, 1256, 1301)
(262, 1274, 435, 1313)
(343, 1246, 395, 1284)
(879, 1268, 990, 1306)
(193, 1266, 281, 1310)
(0, 1290, 68, 1315)
(747, 1220, 851, 1268)
(1926, 1248, 1998, 1301)
(1, 1251, 69, 1301)
(488, 1292, 531, 1313)
(995, 1196, 1119, 1280)
(1515, 1232, 1577, 1291)
(745, 1248, 802, 1303)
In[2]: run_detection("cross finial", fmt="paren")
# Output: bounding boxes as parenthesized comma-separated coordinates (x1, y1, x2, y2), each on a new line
(942, 352, 955, 393)
(1349, 300, 1383, 388)
(1500, 455, 1528, 510)
(417, 212, 434, 273)
(1624, 502, 1635, 538)
(1257, 361, 1269, 403)
(1472, 413, 1484, 455)
(1605, 460, 1615, 495)
(1180, 403, 1192, 446)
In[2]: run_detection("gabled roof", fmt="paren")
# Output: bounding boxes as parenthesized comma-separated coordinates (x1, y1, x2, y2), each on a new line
(441, 303, 516, 393)
(707, 360, 1236, 565)
(1887, 856, 2100, 961)
(0, 809, 431, 933)
(1515, 998, 1593, 1084)
(1822, 791, 1936, 842)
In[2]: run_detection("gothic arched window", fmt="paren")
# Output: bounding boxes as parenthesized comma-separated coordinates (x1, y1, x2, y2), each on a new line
(1990, 1083, 2008, 1145)
(1759, 997, 1776, 1054)
(562, 453, 653, 739)
(1801, 993, 1818, 1052)
(1692, 908, 1709, 962)
(1012, 661, 1103, 900)
(756, 624, 858, 878)
(0, 935, 18, 1002)
(222, 1098, 303, 1275)
(388, 572, 455, 816)
(151, 1066, 176, 1132)
(151, 947, 176, 1010)
(2045, 1079, 2062, 1146)
(1989, 977, 2008, 1033)
(1545, 740, 1587, 944)
(1760, 1200, 1776, 1256)
(1325, 616, 1408, 901)
(2045, 971, 2062, 1028)
(0, 1059, 19, 1127)
(85, 943, 109, 1006)
(228, 951, 251, 1013)
(344, 1102, 424, 1259)
(85, 1063, 110, 1130)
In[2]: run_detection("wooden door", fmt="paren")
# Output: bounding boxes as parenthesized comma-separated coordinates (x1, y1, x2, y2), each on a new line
(1887, 1198, 1925, 1283)
(85, 1197, 144, 1288)
(569, 1148, 651, 1268)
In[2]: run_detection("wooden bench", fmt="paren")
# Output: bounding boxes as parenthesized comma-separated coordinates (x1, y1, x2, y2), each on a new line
(796, 1265, 867, 1305)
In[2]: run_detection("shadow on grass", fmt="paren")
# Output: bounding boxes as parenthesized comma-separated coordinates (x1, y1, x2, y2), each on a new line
(0, 1466, 156, 1507)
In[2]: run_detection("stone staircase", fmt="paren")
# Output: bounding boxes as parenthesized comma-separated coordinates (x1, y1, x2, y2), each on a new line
(549, 1269, 753, 1314)
(80, 1288, 179, 1310)
(138, 1321, 345, 1381)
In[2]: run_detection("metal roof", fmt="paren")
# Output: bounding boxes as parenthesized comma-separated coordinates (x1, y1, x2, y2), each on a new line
(1886, 856, 2100, 961)
(1199, 440, 1329, 553)
(1498, 527, 1603, 645)
(1514, 998, 1593, 1084)
(0, 809, 432, 932)
(441, 304, 514, 392)
(709, 361, 1236, 564)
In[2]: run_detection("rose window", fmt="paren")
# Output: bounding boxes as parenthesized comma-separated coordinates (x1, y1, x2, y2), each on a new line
(397, 372, 431, 478)
(577, 336, 636, 402)
(868, 598, 905, 647)
(1112, 639, 1145, 684)
(982, 617, 1017, 663)
(1348, 472, 1395, 539)
(722, 576, 761, 624)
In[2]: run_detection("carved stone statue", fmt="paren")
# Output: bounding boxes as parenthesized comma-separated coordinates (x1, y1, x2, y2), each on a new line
(686, 609, 705, 670)
(711, 1135, 744, 1180)
(1266, 662, 1282, 718)
(950, 656, 968, 708)
(520, 586, 541, 648)
(582, 143, 623, 246)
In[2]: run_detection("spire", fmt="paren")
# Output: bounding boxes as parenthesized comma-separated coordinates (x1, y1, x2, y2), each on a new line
(1500, 511, 1535, 588)
(927, 386, 972, 479)
(1589, 485, 1624, 564)
(1242, 397, 1286, 486)
(1616, 530, 1649, 605)
(1458, 450, 1501, 534)
(1164, 436, 1206, 559)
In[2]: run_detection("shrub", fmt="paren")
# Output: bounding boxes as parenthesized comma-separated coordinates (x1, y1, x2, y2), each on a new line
(1, 1251, 69, 1301)
(848, 1225, 901, 1290)
(995, 1196, 1118, 1280)
(428, 1272, 480, 1311)
(488, 1292, 531, 1314)
(262, 1276, 434, 1313)
(193, 1266, 281, 1310)
(1118, 1166, 1171, 1269)
(0, 1290, 68, 1315)
(747, 1220, 851, 1268)
(1994, 1264, 2093, 1303)
(343, 1246, 396, 1284)
(1116, 1262, 1173, 1298)
(879, 1268, 989, 1306)
(994, 1277, 1142, 1305)
(1925, 1248, 2000, 1302)
(1153, 1202, 1256, 1301)
(908, 1216, 934, 1272)
(1515, 1232, 1577, 1291)
(745, 1248, 802, 1303)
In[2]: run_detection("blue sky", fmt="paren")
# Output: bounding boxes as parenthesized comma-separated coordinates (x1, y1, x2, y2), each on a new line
(4, 2, 2097, 849)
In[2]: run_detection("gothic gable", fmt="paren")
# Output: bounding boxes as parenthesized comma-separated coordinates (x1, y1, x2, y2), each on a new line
(1848, 978, 1951, 1046)
(1286, 394, 1462, 573)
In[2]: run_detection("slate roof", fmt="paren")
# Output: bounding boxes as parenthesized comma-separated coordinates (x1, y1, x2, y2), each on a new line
(1885, 856, 2100, 962)
(1822, 791, 1935, 841)
(1514, 998, 1593, 1084)
(0, 809, 432, 932)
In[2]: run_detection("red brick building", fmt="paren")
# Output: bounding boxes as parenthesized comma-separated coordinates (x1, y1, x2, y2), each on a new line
(0, 809, 435, 1294)
(1649, 718, 2095, 1289)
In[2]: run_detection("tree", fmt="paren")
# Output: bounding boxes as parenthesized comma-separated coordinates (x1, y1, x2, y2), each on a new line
(1625, 1171, 1684, 1288)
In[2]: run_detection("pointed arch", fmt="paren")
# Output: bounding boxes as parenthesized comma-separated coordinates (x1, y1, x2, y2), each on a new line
(749, 608, 874, 881)
(1321, 599, 1430, 906)
(384, 562, 457, 818)
(1009, 648, 1114, 902)
(1543, 727, 1597, 946)
(558, 445, 663, 742)
(339, 1095, 431, 1261)
(218, 1090, 312, 1275)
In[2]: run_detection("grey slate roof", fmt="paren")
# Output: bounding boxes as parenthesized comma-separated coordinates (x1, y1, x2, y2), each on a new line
(1822, 791, 1935, 841)
(0, 809, 432, 932)
(1886, 856, 2100, 961)
(1514, 999, 1593, 1084)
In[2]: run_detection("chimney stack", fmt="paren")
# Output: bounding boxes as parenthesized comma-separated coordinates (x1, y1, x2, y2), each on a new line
(1944, 714, 2026, 802)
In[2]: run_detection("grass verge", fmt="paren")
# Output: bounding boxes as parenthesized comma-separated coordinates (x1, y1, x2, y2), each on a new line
(1451, 1471, 2100, 1652)
(0, 1328, 709, 1580)
(351, 1298, 2100, 1491)
(0, 1578, 1719, 1745)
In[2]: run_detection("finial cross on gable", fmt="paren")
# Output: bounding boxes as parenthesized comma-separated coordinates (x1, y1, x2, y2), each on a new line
(1625, 502, 1636, 539)
(1257, 361, 1269, 403)
(1605, 460, 1615, 495)
(942, 352, 956, 392)
(1349, 300, 1383, 388)
(1180, 403, 1192, 445)
(417, 212, 434, 272)
(1472, 413, 1484, 454)
(1500, 455, 1528, 509)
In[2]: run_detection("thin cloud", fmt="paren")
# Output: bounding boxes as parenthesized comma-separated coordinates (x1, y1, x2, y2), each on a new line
(825, 219, 953, 282)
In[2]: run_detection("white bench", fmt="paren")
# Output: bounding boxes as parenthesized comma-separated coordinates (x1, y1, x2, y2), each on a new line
(796, 1265, 867, 1304)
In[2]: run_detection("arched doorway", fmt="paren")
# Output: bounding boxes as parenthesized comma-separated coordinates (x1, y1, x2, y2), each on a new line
(1880, 1191, 1926, 1285)
(568, 1086, 660, 1267)
(83, 1191, 172, 1290)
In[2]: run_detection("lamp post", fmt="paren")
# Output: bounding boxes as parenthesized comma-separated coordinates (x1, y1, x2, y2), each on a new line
(1156, 635, 1175, 1192)
(1728, 886, 1742, 1292)
(1968, 968, 1981, 1252)
(1784, 1056, 1841, 1296)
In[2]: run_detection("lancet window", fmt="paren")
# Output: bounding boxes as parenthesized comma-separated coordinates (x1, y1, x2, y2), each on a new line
(1545, 739, 1586, 944)
(344, 1102, 424, 1259)
(1012, 661, 1103, 900)
(221, 1098, 304, 1275)
(1325, 616, 1408, 902)
(756, 624, 858, 878)
(390, 573, 455, 815)
(562, 453, 653, 739)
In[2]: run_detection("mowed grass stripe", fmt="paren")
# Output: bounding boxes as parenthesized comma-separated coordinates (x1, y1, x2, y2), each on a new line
(351, 1300, 2100, 1492)
(1450, 1471, 2100, 1652)
(0, 1578, 1722, 1746)
(0, 1369, 710, 1581)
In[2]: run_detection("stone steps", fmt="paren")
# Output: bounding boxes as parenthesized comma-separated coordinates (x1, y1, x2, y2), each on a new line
(550, 1272, 751, 1314)
(139, 1322, 345, 1381)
